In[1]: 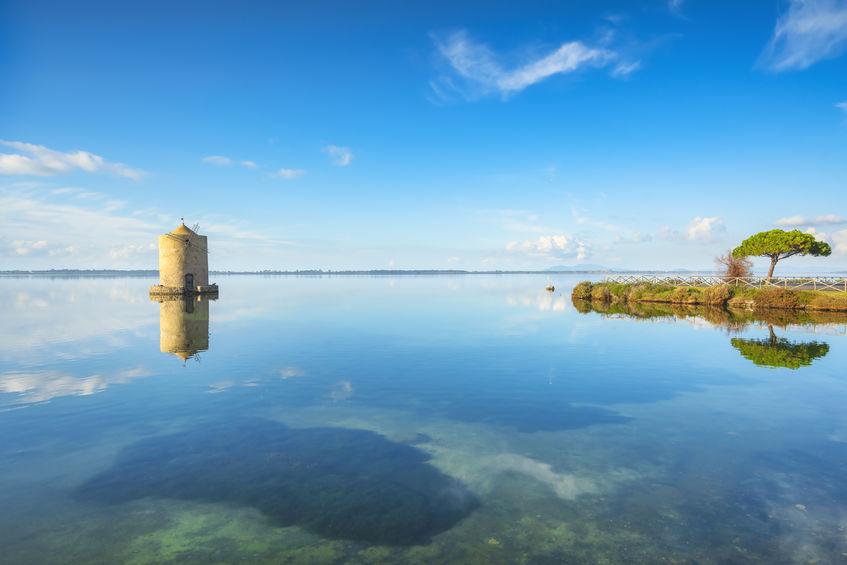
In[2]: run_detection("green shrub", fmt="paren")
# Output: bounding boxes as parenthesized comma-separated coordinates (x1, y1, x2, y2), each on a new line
(670, 286, 702, 304)
(703, 284, 731, 305)
(753, 288, 799, 309)
(571, 281, 593, 299)
(591, 284, 612, 301)
(606, 283, 630, 298)
(804, 291, 847, 311)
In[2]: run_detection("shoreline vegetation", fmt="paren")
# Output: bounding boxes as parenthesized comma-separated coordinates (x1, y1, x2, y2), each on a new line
(572, 297, 847, 326)
(572, 281, 847, 312)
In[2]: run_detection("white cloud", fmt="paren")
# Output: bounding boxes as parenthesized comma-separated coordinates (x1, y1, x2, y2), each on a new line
(686, 216, 725, 242)
(202, 155, 233, 166)
(775, 214, 845, 227)
(837, 101, 847, 113)
(805, 226, 831, 240)
(274, 168, 306, 179)
(806, 226, 847, 255)
(240, 160, 258, 169)
(659, 217, 726, 243)
(9, 240, 48, 256)
(323, 145, 353, 166)
(831, 229, 847, 254)
(0, 140, 145, 180)
(432, 30, 618, 99)
(759, 0, 847, 71)
(669, 0, 685, 15)
(506, 234, 590, 261)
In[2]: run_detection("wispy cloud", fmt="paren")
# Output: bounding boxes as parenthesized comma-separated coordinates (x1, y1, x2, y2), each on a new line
(473, 208, 555, 233)
(614, 232, 653, 244)
(274, 168, 306, 179)
(0, 185, 163, 265)
(669, 0, 685, 16)
(759, 0, 847, 71)
(0, 140, 145, 180)
(775, 214, 845, 227)
(203, 155, 260, 169)
(431, 30, 618, 100)
(837, 101, 847, 115)
(323, 145, 353, 166)
(572, 208, 622, 232)
(202, 155, 233, 166)
(611, 60, 642, 78)
(506, 234, 590, 261)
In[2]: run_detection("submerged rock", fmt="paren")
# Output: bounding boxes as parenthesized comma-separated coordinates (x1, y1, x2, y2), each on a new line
(75, 419, 478, 545)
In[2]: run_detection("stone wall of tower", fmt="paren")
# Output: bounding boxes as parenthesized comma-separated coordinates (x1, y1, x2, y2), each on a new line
(157, 233, 209, 289)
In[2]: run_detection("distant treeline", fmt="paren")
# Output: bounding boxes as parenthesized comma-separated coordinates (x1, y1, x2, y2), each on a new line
(5, 268, 637, 276)
(0, 269, 158, 276)
(4, 269, 845, 277)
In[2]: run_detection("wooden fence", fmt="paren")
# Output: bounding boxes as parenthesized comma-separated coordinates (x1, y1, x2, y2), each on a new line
(604, 274, 847, 292)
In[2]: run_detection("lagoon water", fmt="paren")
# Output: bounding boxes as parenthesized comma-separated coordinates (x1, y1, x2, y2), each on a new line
(2, 274, 846, 564)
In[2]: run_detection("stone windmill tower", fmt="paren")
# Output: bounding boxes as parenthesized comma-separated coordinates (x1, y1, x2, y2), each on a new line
(149, 220, 218, 296)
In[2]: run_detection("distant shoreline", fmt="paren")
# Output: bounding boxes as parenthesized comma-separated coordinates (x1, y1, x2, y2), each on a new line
(0, 269, 625, 277)
(1, 269, 845, 277)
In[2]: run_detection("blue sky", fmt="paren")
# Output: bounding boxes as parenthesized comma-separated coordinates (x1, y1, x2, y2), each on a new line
(2, 0, 846, 271)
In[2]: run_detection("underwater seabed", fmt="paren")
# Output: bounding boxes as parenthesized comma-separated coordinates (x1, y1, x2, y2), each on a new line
(6, 388, 845, 565)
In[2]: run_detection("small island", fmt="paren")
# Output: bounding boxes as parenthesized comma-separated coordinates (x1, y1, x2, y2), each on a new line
(572, 229, 847, 312)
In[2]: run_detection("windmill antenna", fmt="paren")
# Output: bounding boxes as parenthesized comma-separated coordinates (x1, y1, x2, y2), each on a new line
(192, 222, 200, 232)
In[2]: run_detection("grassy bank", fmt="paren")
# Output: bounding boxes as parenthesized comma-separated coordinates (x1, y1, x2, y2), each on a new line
(571, 281, 847, 312)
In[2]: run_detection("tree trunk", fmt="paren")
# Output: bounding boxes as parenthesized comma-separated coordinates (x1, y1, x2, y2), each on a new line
(767, 256, 778, 282)
(768, 325, 776, 342)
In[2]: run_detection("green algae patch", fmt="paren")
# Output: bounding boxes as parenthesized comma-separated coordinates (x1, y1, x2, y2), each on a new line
(124, 506, 281, 565)
(279, 542, 344, 564)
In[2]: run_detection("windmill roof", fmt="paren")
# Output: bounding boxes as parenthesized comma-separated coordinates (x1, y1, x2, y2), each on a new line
(171, 223, 195, 235)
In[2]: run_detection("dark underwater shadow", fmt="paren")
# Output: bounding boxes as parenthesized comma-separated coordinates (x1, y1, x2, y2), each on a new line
(74, 419, 478, 545)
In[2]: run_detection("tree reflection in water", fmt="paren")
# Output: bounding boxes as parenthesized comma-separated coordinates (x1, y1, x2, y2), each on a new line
(573, 297, 841, 371)
(731, 325, 829, 370)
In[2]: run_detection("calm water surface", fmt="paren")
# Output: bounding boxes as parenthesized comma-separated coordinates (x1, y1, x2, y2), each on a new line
(1, 275, 846, 564)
